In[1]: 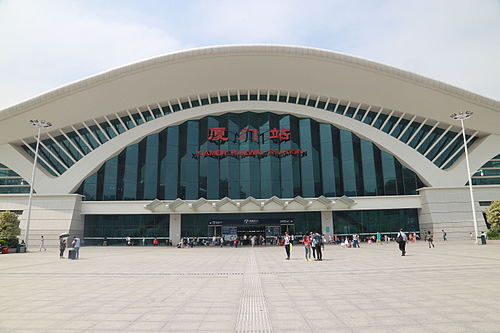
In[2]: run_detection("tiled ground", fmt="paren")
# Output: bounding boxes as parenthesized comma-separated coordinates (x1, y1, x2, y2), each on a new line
(0, 240, 499, 332)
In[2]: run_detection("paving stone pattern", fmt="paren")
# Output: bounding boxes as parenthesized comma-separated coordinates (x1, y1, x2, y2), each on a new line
(0, 240, 499, 332)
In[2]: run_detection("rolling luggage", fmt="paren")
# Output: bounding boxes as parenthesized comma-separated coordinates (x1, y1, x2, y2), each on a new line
(68, 249, 76, 260)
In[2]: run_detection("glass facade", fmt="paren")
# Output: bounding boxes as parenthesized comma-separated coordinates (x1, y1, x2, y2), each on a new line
(0, 163, 31, 194)
(22, 94, 475, 176)
(84, 214, 169, 244)
(471, 154, 500, 185)
(333, 209, 419, 234)
(76, 112, 425, 201)
(83, 209, 418, 240)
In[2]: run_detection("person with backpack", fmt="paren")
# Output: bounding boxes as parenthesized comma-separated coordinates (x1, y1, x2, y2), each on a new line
(396, 229, 408, 256)
(312, 232, 323, 261)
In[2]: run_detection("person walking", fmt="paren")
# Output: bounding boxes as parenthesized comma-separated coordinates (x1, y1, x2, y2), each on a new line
(39, 235, 47, 251)
(303, 232, 312, 261)
(376, 232, 381, 245)
(352, 234, 360, 248)
(396, 229, 408, 256)
(312, 232, 323, 261)
(59, 237, 66, 259)
(251, 235, 256, 248)
(72, 236, 81, 259)
(284, 232, 291, 260)
(442, 230, 447, 241)
(426, 231, 435, 248)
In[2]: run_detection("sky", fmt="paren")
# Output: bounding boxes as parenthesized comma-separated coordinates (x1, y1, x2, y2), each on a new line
(0, 0, 499, 110)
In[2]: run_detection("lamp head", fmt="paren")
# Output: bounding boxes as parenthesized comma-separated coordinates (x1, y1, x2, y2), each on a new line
(450, 111, 473, 120)
(30, 120, 52, 128)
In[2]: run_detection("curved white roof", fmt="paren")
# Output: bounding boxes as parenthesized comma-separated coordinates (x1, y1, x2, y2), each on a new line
(1, 44, 499, 145)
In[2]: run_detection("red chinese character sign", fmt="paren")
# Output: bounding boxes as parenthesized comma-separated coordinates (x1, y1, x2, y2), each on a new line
(198, 127, 306, 159)
(207, 127, 229, 142)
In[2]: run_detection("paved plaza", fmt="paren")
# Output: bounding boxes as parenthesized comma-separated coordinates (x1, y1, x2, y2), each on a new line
(1, 240, 499, 332)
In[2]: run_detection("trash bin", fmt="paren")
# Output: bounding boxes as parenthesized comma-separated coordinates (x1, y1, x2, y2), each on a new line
(16, 244, 26, 253)
(478, 235, 487, 245)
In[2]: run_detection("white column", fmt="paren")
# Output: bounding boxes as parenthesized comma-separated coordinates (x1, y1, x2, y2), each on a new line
(321, 211, 333, 237)
(169, 214, 181, 245)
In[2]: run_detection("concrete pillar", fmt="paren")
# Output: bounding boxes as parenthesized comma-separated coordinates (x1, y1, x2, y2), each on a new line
(321, 211, 333, 238)
(169, 214, 181, 245)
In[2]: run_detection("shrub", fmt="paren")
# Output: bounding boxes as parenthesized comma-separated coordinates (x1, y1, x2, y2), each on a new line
(485, 200, 500, 232)
(486, 230, 500, 240)
(0, 238, 19, 248)
(0, 211, 21, 248)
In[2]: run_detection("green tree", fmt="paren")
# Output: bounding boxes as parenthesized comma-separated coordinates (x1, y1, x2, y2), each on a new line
(0, 211, 21, 247)
(485, 200, 500, 231)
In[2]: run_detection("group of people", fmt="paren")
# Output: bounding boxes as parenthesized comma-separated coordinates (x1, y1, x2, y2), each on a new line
(59, 235, 80, 259)
(284, 231, 324, 261)
(279, 229, 445, 259)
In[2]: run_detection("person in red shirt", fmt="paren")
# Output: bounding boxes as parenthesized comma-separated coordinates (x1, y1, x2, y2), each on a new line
(303, 232, 312, 261)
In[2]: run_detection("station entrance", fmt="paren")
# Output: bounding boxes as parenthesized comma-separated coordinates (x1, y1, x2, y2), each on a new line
(208, 218, 295, 243)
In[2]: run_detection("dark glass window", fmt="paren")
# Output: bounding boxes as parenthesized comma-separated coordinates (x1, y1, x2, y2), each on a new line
(151, 108, 163, 118)
(345, 107, 357, 118)
(409, 124, 432, 148)
(333, 209, 418, 235)
(354, 109, 366, 121)
(381, 115, 399, 133)
(417, 128, 444, 154)
(390, 119, 409, 138)
(76, 112, 424, 201)
(326, 103, 336, 111)
(363, 111, 378, 125)
(142, 111, 154, 121)
(84, 214, 169, 244)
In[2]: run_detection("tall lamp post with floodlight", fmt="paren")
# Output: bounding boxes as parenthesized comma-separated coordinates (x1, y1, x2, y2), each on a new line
(25, 119, 52, 251)
(450, 111, 478, 244)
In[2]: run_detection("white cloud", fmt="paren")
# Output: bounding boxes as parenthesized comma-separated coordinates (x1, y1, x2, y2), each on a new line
(332, 0, 500, 100)
(0, 0, 184, 109)
(0, 0, 498, 110)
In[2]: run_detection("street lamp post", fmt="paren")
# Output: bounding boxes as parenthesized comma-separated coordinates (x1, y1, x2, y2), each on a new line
(25, 120, 52, 251)
(450, 111, 478, 244)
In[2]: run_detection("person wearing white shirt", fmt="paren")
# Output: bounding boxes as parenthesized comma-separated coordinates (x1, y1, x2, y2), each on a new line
(39, 235, 46, 251)
(284, 232, 291, 260)
(396, 229, 408, 256)
(72, 237, 81, 259)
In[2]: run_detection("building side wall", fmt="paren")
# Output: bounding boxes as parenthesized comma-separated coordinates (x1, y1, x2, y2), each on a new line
(419, 186, 499, 240)
(0, 194, 83, 248)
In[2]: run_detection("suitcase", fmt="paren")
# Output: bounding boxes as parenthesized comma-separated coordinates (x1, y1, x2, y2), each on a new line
(68, 249, 76, 260)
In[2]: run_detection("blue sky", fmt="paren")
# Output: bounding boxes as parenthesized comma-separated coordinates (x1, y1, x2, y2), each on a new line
(0, 0, 499, 109)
